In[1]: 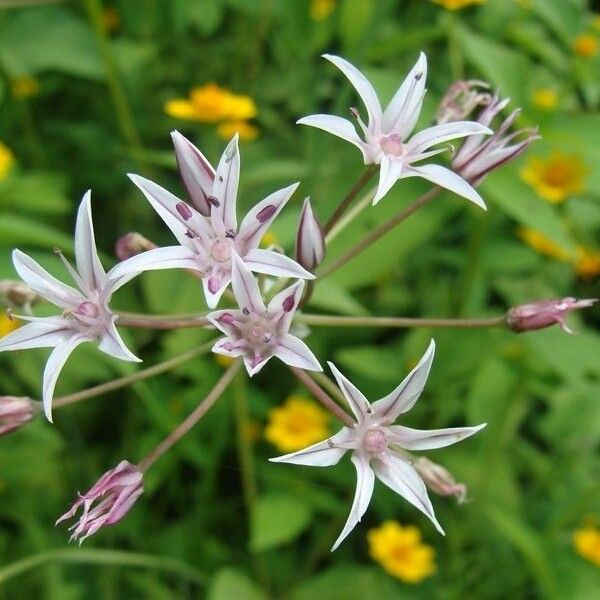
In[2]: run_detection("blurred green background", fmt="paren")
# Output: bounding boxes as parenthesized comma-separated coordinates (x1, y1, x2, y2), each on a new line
(0, 0, 599, 598)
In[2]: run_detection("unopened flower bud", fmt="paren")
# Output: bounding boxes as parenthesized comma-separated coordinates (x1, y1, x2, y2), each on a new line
(0, 396, 39, 436)
(115, 232, 157, 261)
(506, 297, 597, 335)
(296, 197, 325, 271)
(413, 457, 467, 504)
(0, 280, 39, 310)
(56, 460, 143, 544)
(436, 80, 491, 125)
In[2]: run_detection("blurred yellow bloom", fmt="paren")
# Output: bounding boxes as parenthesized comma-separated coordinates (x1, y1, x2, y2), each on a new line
(0, 314, 20, 337)
(216, 120, 259, 142)
(532, 89, 558, 111)
(431, 0, 485, 10)
(165, 83, 257, 124)
(265, 395, 330, 452)
(574, 246, 600, 279)
(574, 525, 600, 567)
(368, 521, 436, 583)
(102, 6, 120, 33)
(310, 0, 336, 20)
(260, 230, 279, 248)
(593, 16, 600, 32)
(11, 76, 40, 99)
(573, 33, 599, 58)
(215, 354, 235, 368)
(520, 152, 586, 203)
(0, 143, 15, 181)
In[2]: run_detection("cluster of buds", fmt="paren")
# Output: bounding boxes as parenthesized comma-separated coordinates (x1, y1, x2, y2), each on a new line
(115, 232, 157, 261)
(436, 80, 491, 125)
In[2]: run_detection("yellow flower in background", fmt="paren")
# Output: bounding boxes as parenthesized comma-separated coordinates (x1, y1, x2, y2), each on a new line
(574, 524, 600, 567)
(215, 354, 235, 368)
(11, 76, 40, 99)
(532, 89, 558, 111)
(574, 246, 600, 279)
(520, 152, 586, 203)
(0, 143, 15, 180)
(310, 0, 336, 21)
(260, 230, 279, 248)
(217, 120, 259, 142)
(265, 395, 330, 452)
(593, 16, 600, 32)
(0, 314, 20, 337)
(165, 83, 257, 123)
(573, 33, 599, 58)
(431, 0, 485, 10)
(368, 521, 436, 583)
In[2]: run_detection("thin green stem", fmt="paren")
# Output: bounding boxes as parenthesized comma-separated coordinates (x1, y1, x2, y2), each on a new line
(323, 165, 378, 234)
(0, 548, 206, 587)
(53, 342, 214, 409)
(326, 184, 376, 244)
(138, 360, 241, 472)
(297, 314, 506, 329)
(116, 313, 209, 330)
(317, 187, 440, 279)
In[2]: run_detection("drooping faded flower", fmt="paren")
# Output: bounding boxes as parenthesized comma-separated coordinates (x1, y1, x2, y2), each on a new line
(452, 94, 540, 187)
(413, 457, 467, 503)
(506, 297, 597, 334)
(298, 53, 491, 205)
(0, 193, 141, 422)
(207, 253, 322, 376)
(56, 460, 143, 544)
(436, 80, 491, 125)
(0, 396, 40, 437)
(112, 134, 313, 308)
(271, 340, 485, 550)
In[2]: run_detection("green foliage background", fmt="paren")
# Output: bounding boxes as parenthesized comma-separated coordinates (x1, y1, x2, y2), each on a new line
(0, 0, 599, 598)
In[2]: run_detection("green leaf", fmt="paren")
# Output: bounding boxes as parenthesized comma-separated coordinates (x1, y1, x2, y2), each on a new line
(0, 214, 73, 250)
(0, 172, 70, 215)
(250, 493, 312, 552)
(309, 279, 369, 316)
(207, 569, 266, 600)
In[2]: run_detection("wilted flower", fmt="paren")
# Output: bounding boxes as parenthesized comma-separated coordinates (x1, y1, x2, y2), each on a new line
(368, 521, 436, 583)
(296, 197, 326, 271)
(413, 457, 467, 503)
(0, 193, 141, 422)
(298, 53, 490, 206)
(0, 396, 39, 436)
(56, 460, 143, 544)
(112, 134, 313, 308)
(0, 142, 15, 180)
(436, 80, 490, 124)
(574, 523, 600, 568)
(271, 340, 485, 550)
(115, 232, 157, 261)
(452, 94, 540, 187)
(506, 297, 597, 334)
(521, 151, 586, 203)
(0, 280, 39, 311)
(216, 120, 259, 142)
(208, 253, 322, 376)
(573, 33, 599, 58)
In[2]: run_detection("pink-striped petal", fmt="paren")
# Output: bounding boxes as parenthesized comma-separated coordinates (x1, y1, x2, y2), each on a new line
(0, 318, 71, 352)
(244, 248, 314, 280)
(267, 279, 304, 331)
(372, 155, 403, 205)
(407, 122, 492, 156)
(202, 274, 231, 309)
(327, 361, 370, 423)
(109, 246, 200, 281)
(230, 252, 265, 313)
(269, 428, 353, 467)
(274, 334, 322, 372)
(211, 135, 240, 232)
(98, 320, 141, 363)
(297, 114, 366, 157)
(390, 423, 486, 451)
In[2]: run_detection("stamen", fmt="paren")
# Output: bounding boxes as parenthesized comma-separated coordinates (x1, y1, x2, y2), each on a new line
(53, 247, 85, 290)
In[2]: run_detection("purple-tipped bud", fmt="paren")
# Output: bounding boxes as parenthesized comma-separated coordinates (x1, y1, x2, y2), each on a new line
(436, 80, 491, 125)
(0, 396, 39, 436)
(56, 460, 143, 544)
(506, 297, 597, 335)
(0, 280, 39, 310)
(414, 457, 467, 504)
(115, 233, 157, 261)
(296, 197, 325, 271)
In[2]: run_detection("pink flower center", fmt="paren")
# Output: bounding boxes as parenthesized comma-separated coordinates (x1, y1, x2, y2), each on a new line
(240, 316, 275, 349)
(363, 428, 387, 454)
(75, 301, 99, 318)
(380, 134, 405, 157)
(210, 240, 231, 263)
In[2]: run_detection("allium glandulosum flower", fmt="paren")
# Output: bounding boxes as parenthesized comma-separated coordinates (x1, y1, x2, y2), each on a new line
(216, 120, 259, 142)
(271, 340, 485, 550)
(0, 396, 39, 437)
(113, 134, 313, 308)
(0, 142, 15, 180)
(56, 460, 143, 544)
(574, 524, 600, 567)
(368, 521, 436, 583)
(0, 193, 141, 422)
(506, 297, 597, 334)
(265, 395, 330, 452)
(310, 0, 336, 20)
(11, 76, 40, 99)
(164, 83, 257, 123)
(208, 253, 322, 376)
(532, 89, 559, 111)
(298, 53, 490, 205)
(431, 0, 485, 10)
(521, 152, 586, 203)
(573, 33, 599, 58)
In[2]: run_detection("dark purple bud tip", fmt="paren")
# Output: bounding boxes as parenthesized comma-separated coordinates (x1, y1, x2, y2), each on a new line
(208, 277, 220, 294)
(256, 205, 277, 224)
(415, 72, 423, 81)
(176, 202, 193, 221)
(282, 295, 295, 312)
(207, 195, 220, 207)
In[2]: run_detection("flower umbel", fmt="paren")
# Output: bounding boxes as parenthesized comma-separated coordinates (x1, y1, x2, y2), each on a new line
(368, 521, 436, 583)
(271, 340, 486, 550)
(0, 396, 39, 437)
(0, 193, 141, 422)
(56, 460, 143, 544)
(298, 53, 491, 205)
(208, 253, 322, 375)
(111, 133, 313, 308)
(265, 395, 330, 452)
